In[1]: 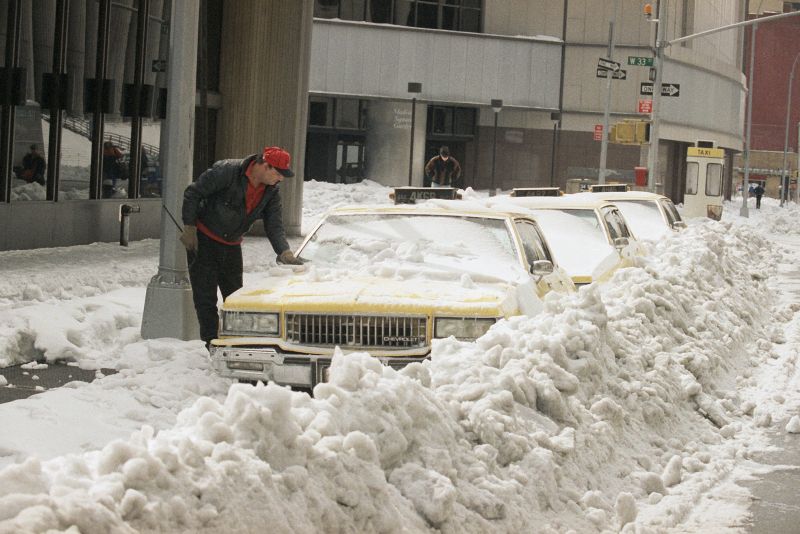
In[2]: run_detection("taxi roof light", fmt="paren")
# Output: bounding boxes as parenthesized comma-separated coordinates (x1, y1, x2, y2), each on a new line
(511, 187, 562, 197)
(391, 186, 460, 204)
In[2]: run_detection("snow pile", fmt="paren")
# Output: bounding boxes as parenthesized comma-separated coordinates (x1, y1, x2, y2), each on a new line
(0, 213, 787, 532)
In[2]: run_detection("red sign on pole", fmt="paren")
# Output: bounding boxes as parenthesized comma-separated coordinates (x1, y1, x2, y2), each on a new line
(638, 99, 653, 114)
(593, 124, 603, 141)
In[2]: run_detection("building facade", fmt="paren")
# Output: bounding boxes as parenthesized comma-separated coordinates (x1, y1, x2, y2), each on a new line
(307, 0, 746, 203)
(0, 0, 746, 251)
(733, 2, 800, 199)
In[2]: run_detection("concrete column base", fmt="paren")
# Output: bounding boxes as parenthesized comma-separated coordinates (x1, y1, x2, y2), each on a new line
(141, 272, 200, 341)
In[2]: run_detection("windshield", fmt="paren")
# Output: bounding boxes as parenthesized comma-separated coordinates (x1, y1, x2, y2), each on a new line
(298, 213, 523, 282)
(529, 209, 616, 278)
(612, 200, 669, 240)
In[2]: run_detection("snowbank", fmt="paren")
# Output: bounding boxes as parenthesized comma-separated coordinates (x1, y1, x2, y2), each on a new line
(1, 201, 793, 532)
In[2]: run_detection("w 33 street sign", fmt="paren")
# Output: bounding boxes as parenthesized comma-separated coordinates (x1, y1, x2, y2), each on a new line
(640, 82, 681, 97)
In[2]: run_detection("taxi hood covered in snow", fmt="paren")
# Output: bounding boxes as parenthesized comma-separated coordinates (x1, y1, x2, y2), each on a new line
(210, 204, 574, 388)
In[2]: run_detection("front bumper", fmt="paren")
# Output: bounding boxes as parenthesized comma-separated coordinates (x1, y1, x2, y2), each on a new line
(209, 345, 428, 388)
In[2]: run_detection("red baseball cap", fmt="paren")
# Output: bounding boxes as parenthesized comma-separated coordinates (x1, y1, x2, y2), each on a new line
(262, 146, 294, 177)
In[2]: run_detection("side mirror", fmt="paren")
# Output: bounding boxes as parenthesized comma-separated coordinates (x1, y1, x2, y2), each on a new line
(530, 259, 554, 277)
(672, 221, 687, 229)
(613, 237, 629, 251)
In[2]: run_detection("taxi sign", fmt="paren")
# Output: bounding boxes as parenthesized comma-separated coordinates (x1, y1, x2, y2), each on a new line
(687, 147, 724, 158)
(589, 183, 629, 193)
(510, 187, 562, 197)
(391, 187, 459, 204)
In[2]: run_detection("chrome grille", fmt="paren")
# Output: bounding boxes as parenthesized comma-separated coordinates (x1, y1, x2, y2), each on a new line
(285, 313, 428, 349)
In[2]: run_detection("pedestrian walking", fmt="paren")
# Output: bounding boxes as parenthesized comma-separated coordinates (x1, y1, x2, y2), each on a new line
(424, 146, 462, 187)
(754, 183, 765, 209)
(180, 146, 303, 348)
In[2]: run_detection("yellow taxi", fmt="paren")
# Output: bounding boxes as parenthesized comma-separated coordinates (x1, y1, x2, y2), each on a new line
(482, 195, 640, 286)
(574, 191, 685, 241)
(210, 203, 575, 388)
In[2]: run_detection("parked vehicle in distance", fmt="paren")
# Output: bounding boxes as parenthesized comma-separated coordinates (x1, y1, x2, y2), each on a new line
(683, 146, 724, 220)
(209, 204, 575, 389)
(573, 191, 685, 241)
(484, 195, 640, 285)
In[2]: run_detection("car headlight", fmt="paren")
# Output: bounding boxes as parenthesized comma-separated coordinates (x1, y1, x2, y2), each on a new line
(434, 317, 497, 340)
(221, 311, 279, 336)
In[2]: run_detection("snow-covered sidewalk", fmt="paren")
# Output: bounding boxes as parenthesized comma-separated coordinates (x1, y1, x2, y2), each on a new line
(0, 185, 798, 533)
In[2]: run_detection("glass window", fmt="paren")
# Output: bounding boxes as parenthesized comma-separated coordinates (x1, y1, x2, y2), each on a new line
(315, 0, 341, 18)
(368, 0, 393, 23)
(204, 0, 224, 92)
(13, 107, 49, 202)
(396, 0, 482, 31)
(310, 97, 334, 127)
(335, 98, 361, 128)
(428, 105, 475, 136)
(514, 221, 550, 264)
(395, 0, 415, 24)
(686, 162, 698, 195)
(706, 163, 722, 197)
(460, 7, 481, 31)
(340, 0, 367, 20)
(431, 106, 452, 134)
(660, 199, 682, 224)
(602, 207, 632, 239)
(453, 107, 476, 135)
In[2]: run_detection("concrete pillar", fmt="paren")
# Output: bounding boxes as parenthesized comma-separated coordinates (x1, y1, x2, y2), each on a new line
(365, 100, 427, 187)
(216, 0, 313, 237)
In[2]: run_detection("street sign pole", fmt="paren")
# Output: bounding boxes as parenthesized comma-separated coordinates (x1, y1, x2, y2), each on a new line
(646, 0, 666, 193)
(598, 0, 619, 185)
(740, 23, 757, 217)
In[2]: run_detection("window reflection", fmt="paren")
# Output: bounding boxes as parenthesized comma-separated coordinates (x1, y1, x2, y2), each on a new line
(11, 105, 49, 201)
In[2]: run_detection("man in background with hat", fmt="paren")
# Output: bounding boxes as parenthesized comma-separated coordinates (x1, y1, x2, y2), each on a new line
(180, 146, 303, 347)
(424, 145, 462, 187)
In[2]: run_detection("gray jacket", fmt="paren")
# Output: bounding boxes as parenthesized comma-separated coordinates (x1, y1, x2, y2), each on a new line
(182, 155, 290, 254)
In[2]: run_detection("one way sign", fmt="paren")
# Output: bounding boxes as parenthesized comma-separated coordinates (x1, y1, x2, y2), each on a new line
(640, 82, 681, 97)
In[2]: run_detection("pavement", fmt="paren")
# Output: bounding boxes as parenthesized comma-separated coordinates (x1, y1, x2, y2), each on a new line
(745, 432, 800, 533)
(0, 362, 115, 403)
(744, 233, 800, 533)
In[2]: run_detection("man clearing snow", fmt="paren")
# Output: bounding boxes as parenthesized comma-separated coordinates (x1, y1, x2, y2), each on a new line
(180, 146, 303, 348)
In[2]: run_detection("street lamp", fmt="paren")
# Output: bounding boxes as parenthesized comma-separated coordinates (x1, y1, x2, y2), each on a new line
(550, 111, 561, 187)
(780, 53, 800, 207)
(407, 82, 422, 186)
(490, 99, 503, 196)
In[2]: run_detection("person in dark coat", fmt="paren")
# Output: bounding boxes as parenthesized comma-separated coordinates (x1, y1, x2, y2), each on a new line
(180, 146, 303, 347)
(753, 183, 765, 209)
(102, 141, 124, 198)
(20, 144, 46, 185)
(424, 146, 462, 187)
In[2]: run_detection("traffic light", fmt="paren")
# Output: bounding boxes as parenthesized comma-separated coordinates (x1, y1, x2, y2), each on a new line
(634, 120, 650, 143)
(610, 121, 636, 144)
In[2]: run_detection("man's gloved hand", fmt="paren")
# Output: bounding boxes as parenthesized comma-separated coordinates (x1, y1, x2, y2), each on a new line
(277, 250, 304, 265)
(180, 225, 198, 251)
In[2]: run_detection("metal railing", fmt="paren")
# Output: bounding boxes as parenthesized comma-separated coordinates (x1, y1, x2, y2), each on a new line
(42, 113, 160, 156)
